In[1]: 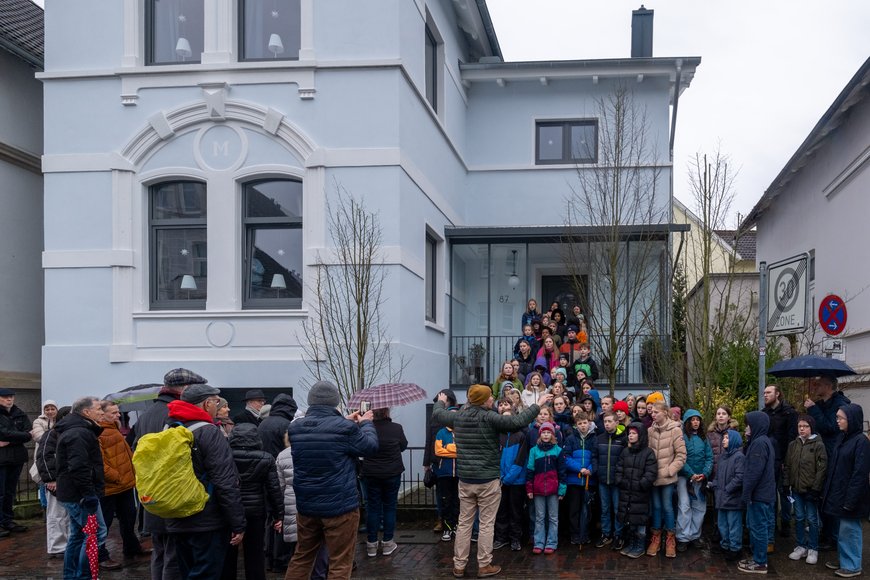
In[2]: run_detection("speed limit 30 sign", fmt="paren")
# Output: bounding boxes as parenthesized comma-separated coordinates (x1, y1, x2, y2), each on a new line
(766, 254, 809, 335)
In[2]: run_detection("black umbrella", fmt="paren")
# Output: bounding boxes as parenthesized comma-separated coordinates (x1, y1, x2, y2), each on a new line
(767, 354, 856, 378)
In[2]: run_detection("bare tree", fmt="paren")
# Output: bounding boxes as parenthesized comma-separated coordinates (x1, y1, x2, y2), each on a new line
(563, 85, 668, 394)
(299, 186, 407, 407)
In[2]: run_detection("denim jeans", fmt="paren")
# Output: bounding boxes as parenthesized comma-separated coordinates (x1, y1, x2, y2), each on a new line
(746, 501, 772, 565)
(676, 477, 707, 542)
(650, 483, 675, 531)
(792, 492, 819, 550)
(598, 483, 622, 538)
(364, 475, 402, 543)
(835, 518, 863, 573)
(717, 509, 743, 551)
(533, 494, 559, 550)
(62, 501, 108, 580)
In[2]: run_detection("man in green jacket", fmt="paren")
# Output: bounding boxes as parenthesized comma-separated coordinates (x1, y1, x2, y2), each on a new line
(433, 384, 551, 578)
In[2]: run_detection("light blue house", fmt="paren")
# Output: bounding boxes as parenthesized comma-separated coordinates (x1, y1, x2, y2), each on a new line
(40, 1, 699, 446)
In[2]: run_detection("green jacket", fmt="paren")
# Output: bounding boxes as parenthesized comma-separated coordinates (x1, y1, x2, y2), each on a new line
(431, 401, 540, 481)
(783, 434, 827, 493)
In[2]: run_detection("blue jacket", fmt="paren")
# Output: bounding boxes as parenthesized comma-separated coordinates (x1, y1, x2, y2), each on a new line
(499, 429, 529, 486)
(595, 425, 627, 485)
(288, 405, 379, 518)
(562, 427, 598, 486)
(807, 390, 851, 456)
(822, 403, 870, 519)
(742, 411, 776, 505)
(433, 426, 457, 478)
(679, 410, 713, 479)
(711, 429, 744, 510)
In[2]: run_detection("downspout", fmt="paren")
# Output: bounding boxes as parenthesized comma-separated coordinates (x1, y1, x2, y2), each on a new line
(665, 60, 683, 353)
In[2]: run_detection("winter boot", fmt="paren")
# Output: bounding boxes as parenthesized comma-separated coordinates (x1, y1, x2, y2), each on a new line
(665, 531, 677, 558)
(646, 529, 662, 556)
(628, 532, 646, 558)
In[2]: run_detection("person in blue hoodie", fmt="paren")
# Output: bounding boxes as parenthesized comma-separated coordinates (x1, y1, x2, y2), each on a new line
(562, 411, 598, 548)
(737, 411, 776, 575)
(675, 409, 713, 552)
(821, 403, 869, 578)
(709, 429, 744, 561)
(494, 406, 529, 552)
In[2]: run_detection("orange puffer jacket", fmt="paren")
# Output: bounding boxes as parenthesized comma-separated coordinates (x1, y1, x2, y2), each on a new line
(648, 418, 687, 486)
(98, 422, 136, 496)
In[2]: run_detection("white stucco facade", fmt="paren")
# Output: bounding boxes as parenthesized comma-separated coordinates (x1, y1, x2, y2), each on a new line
(40, 0, 699, 446)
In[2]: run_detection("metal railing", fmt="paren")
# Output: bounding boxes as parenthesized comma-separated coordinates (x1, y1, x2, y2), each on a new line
(450, 333, 665, 387)
(396, 446, 435, 507)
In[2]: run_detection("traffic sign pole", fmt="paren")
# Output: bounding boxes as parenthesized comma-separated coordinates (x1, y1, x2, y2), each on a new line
(758, 261, 768, 410)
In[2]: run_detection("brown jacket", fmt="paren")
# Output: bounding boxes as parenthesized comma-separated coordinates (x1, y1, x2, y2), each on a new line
(648, 418, 687, 486)
(98, 422, 136, 496)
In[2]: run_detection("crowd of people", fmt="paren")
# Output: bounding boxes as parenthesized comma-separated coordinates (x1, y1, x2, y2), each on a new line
(422, 298, 870, 578)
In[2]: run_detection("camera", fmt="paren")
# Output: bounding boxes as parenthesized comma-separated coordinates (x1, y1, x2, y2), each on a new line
(359, 401, 370, 413)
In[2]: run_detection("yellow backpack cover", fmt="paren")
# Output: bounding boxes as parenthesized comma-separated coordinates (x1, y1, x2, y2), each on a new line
(132, 422, 211, 518)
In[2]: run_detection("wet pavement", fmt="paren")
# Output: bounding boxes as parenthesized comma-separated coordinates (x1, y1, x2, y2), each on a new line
(1, 516, 867, 579)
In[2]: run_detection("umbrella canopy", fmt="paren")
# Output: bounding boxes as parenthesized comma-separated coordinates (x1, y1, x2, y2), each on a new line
(347, 383, 427, 410)
(767, 355, 856, 378)
(103, 383, 163, 413)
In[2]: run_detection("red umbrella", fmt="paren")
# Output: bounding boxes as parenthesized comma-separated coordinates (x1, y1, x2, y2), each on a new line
(83, 514, 100, 580)
(347, 383, 427, 410)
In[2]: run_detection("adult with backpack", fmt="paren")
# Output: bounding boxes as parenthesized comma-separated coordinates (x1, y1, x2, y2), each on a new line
(131, 367, 207, 580)
(156, 384, 246, 579)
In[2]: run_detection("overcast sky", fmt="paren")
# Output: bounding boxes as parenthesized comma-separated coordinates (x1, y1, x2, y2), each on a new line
(487, 0, 870, 226)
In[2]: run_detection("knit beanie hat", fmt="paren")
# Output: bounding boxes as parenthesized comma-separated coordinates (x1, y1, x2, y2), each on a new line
(539, 421, 555, 434)
(798, 414, 816, 433)
(467, 384, 492, 406)
(613, 400, 630, 414)
(308, 381, 341, 407)
(646, 391, 665, 405)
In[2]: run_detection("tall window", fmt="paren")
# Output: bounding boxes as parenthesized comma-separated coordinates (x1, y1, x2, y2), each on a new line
(425, 234, 438, 322)
(239, 0, 301, 61)
(146, 0, 205, 65)
(243, 179, 303, 309)
(424, 25, 438, 112)
(535, 120, 598, 165)
(150, 181, 207, 309)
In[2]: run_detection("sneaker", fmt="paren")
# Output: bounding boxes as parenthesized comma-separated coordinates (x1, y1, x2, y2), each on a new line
(453, 567, 465, 578)
(739, 559, 755, 567)
(442, 530, 453, 542)
(532, 547, 543, 554)
(806, 549, 818, 565)
(789, 546, 808, 561)
(510, 540, 521, 551)
(826, 561, 841, 570)
(595, 535, 612, 548)
(612, 537, 625, 551)
(366, 541, 378, 557)
(834, 570, 862, 579)
(492, 540, 508, 550)
(477, 564, 501, 578)
(543, 547, 555, 554)
(381, 540, 398, 556)
(737, 561, 768, 574)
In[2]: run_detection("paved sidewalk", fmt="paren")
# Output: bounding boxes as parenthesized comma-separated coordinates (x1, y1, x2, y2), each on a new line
(1, 517, 867, 579)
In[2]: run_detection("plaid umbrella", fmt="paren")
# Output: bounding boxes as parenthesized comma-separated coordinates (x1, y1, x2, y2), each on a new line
(347, 383, 427, 410)
(83, 513, 100, 580)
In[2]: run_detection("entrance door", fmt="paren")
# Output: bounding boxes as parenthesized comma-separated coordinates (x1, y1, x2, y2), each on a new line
(541, 275, 586, 318)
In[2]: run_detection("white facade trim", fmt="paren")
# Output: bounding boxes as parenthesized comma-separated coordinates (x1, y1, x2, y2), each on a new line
(823, 144, 870, 199)
(42, 250, 134, 269)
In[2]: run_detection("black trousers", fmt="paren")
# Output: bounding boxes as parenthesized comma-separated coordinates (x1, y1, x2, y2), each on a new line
(566, 486, 593, 542)
(100, 488, 142, 557)
(222, 514, 267, 580)
(0, 463, 23, 527)
(437, 477, 459, 531)
(174, 529, 230, 580)
(494, 485, 526, 543)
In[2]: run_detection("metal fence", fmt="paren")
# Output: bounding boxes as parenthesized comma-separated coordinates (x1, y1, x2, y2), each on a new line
(396, 446, 436, 507)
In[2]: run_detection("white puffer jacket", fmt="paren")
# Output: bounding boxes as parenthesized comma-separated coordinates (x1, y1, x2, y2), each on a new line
(276, 446, 298, 543)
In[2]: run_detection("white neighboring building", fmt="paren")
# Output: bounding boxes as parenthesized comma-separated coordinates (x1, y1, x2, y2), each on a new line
(40, 1, 700, 447)
(743, 57, 870, 415)
(0, 0, 44, 411)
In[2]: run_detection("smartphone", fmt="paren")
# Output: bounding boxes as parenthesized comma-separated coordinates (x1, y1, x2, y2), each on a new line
(359, 401, 370, 413)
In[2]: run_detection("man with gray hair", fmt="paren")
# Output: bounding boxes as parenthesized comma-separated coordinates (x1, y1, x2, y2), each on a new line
(55, 396, 112, 578)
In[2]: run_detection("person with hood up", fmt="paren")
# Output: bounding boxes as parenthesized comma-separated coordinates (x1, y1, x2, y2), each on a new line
(615, 422, 657, 559)
(675, 409, 712, 552)
(783, 414, 827, 566)
(646, 401, 687, 559)
(738, 411, 776, 575)
(821, 403, 869, 578)
(709, 429, 745, 561)
(258, 393, 299, 459)
(221, 423, 283, 580)
(596, 410, 627, 550)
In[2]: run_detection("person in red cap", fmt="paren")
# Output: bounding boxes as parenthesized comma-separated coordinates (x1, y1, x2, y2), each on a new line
(613, 401, 631, 428)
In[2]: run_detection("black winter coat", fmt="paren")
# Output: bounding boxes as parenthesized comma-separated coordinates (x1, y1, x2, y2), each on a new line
(163, 411, 246, 534)
(822, 403, 870, 520)
(762, 401, 798, 462)
(596, 427, 627, 486)
(55, 413, 105, 503)
(742, 412, 776, 505)
(615, 423, 657, 527)
(233, 408, 261, 427)
(257, 393, 299, 459)
(361, 418, 408, 479)
(0, 404, 32, 466)
(711, 431, 745, 510)
(35, 429, 61, 483)
(229, 424, 284, 520)
(808, 390, 851, 456)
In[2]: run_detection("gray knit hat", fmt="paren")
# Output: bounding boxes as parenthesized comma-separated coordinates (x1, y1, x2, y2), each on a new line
(307, 381, 340, 407)
(181, 384, 221, 404)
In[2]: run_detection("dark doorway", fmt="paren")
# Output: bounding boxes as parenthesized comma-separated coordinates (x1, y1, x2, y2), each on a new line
(542, 275, 587, 320)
